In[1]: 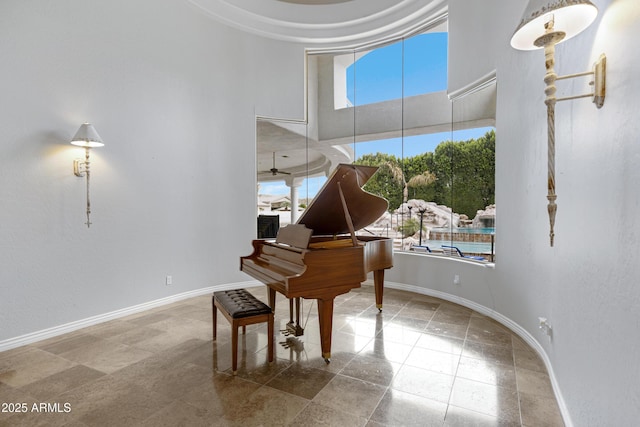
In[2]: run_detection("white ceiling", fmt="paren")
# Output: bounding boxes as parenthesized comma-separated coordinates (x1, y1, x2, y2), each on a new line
(187, 0, 447, 46)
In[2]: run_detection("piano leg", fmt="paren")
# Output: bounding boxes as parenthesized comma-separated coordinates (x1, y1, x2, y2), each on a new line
(268, 287, 276, 310)
(295, 298, 302, 333)
(289, 298, 294, 325)
(317, 297, 334, 363)
(374, 269, 385, 312)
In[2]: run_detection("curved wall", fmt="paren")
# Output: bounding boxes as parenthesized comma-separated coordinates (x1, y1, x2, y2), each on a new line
(447, 1, 640, 425)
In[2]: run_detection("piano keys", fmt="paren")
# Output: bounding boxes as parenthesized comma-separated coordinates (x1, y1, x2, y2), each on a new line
(241, 164, 393, 361)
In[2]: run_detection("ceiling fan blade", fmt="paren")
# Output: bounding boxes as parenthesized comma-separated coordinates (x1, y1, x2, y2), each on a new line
(258, 153, 292, 176)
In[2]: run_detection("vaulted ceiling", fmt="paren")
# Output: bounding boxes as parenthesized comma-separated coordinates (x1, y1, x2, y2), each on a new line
(187, 0, 447, 46)
(186, 0, 469, 185)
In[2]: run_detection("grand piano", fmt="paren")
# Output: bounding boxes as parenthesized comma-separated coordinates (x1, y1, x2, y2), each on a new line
(241, 164, 393, 361)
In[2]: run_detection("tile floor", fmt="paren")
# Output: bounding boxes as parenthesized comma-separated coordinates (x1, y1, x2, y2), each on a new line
(0, 283, 564, 426)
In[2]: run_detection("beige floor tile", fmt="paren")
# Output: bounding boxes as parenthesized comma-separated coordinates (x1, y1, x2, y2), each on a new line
(142, 362, 213, 400)
(515, 367, 556, 397)
(513, 348, 546, 373)
(456, 356, 517, 389)
(463, 341, 515, 366)
(20, 365, 106, 401)
(405, 346, 461, 375)
(386, 314, 431, 331)
(82, 319, 140, 339)
(377, 322, 423, 347)
(432, 309, 473, 325)
(312, 374, 386, 419)
(58, 339, 154, 374)
(415, 332, 465, 355)
(0, 347, 76, 388)
(266, 364, 335, 399)
(449, 377, 521, 424)
(138, 400, 214, 427)
(426, 320, 469, 340)
(103, 325, 165, 346)
(182, 371, 262, 414)
(359, 336, 414, 364)
(391, 364, 455, 403)
(341, 353, 401, 387)
(32, 333, 102, 355)
(467, 325, 514, 348)
(444, 405, 520, 426)
(54, 374, 173, 426)
(0, 406, 75, 427)
(370, 389, 448, 426)
(291, 401, 366, 427)
(0, 383, 39, 426)
(519, 391, 564, 427)
(121, 311, 173, 326)
(397, 305, 438, 321)
(219, 385, 309, 426)
(287, 347, 356, 374)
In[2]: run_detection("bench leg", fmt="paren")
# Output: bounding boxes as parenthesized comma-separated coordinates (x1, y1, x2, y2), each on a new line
(212, 299, 217, 341)
(268, 313, 274, 364)
(232, 320, 239, 375)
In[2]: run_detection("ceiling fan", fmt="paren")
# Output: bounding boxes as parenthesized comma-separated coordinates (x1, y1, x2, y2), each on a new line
(261, 152, 291, 176)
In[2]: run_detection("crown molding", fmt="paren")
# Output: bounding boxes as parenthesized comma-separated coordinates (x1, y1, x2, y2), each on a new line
(187, 0, 447, 47)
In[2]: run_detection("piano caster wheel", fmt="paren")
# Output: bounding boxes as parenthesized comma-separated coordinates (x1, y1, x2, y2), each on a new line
(323, 358, 330, 364)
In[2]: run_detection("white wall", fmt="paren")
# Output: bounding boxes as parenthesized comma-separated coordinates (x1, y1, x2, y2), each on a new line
(0, 0, 304, 341)
(388, 0, 640, 425)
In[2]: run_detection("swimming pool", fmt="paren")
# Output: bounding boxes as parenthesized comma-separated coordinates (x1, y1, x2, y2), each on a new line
(430, 227, 495, 234)
(425, 240, 494, 255)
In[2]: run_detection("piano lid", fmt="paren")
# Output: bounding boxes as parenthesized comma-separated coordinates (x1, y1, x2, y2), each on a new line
(296, 164, 388, 236)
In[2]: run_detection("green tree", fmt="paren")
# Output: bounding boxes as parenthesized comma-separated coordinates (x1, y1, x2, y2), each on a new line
(354, 130, 495, 217)
(355, 153, 403, 209)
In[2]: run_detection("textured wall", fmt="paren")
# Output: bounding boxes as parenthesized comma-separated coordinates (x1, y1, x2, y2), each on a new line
(0, 0, 304, 342)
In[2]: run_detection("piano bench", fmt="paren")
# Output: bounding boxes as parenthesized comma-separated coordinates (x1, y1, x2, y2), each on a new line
(212, 289, 274, 375)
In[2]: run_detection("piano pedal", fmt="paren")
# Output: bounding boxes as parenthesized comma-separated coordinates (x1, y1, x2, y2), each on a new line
(285, 322, 304, 337)
(279, 337, 305, 352)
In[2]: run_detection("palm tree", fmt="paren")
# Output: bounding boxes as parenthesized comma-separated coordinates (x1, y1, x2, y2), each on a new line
(408, 171, 437, 194)
(383, 162, 436, 204)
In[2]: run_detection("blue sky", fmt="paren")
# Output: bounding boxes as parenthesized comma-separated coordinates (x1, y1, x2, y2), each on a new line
(347, 32, 448, 105)
(260, 32, 494, 199)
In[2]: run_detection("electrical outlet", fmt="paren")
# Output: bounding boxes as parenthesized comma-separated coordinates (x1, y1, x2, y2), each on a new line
(166, 275, 172, 286)
(453, 274, 461, 285)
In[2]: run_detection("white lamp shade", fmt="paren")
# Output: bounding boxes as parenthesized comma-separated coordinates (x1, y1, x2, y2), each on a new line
(70, 123, 104, 148)
(511, 0, 598, 50)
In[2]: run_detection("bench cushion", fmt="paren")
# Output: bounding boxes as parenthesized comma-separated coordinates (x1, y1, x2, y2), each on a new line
(213, 289, 272, 319)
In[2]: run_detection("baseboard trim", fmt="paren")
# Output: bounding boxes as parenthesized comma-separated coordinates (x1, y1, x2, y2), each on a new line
(0, 281, 258, 353)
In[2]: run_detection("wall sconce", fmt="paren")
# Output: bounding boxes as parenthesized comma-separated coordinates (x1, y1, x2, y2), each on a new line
(511, 0, 606, 246)
(70, 123, 104, 228)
